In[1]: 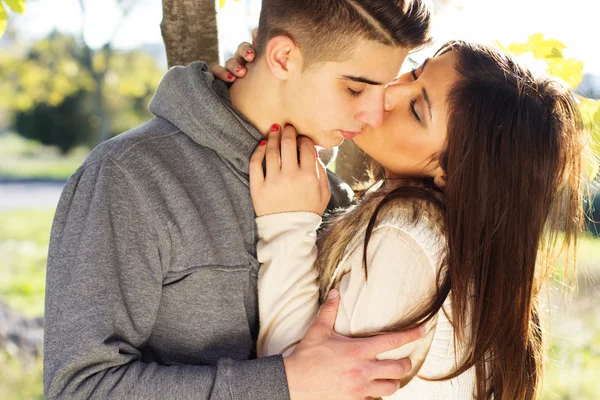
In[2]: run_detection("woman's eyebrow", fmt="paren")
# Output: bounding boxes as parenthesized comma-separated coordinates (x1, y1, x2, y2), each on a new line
(419, 58, 432, 122)
(420, 57, 431, 73)
(422, 87, 432, 122)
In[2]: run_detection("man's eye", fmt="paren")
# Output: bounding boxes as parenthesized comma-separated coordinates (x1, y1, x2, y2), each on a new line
(347, 88, 363, 98)
(411, 68, 418, 80)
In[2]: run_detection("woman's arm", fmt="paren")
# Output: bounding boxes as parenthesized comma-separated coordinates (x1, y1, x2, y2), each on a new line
(257, 214, 442, 385)
(340, 224, 439, 388)
(256, 212, 322, 357)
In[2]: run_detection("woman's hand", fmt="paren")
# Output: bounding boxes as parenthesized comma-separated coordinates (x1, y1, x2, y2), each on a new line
(250, 124, 331, 217)
(213, 37, 257, 83)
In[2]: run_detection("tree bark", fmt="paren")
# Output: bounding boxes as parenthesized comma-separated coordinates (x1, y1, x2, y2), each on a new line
(335, 140, 370, 185)
(161, 0, 220, 68)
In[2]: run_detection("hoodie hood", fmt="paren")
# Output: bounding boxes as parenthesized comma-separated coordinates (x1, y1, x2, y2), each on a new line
(149, 61, 263, 174)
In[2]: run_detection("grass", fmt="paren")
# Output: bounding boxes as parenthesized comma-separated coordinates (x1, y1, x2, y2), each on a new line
(0, 132, 87, 180)
(0, 352, 43, 400)
(0, 207, 598, 398)
(0, 209, 53, 318)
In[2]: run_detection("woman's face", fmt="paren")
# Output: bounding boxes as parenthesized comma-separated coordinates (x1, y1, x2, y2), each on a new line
(353, 51, 460, 184)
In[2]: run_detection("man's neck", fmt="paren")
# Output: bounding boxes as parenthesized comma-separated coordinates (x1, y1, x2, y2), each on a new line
(229, 62, 287, 136)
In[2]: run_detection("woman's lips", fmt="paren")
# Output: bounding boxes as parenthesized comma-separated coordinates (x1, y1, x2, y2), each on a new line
(340, 130, 362, 140)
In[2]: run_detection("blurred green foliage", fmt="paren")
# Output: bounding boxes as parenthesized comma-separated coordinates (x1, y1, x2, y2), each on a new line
(0, 31, 164, 152)
(0, 133, 87, 180)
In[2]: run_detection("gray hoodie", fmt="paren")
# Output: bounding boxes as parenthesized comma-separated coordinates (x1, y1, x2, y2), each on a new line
(44, 62, 351, 399)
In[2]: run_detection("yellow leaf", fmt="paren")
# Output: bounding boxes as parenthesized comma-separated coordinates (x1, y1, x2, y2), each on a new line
(508, 33, 567, 60)
(527, 33, 566, 59)
(5, 0, 26, 14)
(545, 57, 584, 89)
(0, 3, 6, 38)
(507, 43, 531, 56)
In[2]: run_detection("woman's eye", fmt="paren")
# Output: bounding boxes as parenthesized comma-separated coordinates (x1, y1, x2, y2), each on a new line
(347, 88, 363, 98)
(409, 99, 421, 123)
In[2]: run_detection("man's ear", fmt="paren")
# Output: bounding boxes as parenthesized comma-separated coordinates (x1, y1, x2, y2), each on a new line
(264, 35, 301, 80)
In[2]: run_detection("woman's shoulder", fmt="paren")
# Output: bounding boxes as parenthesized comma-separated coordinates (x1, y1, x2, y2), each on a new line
(373, 201, 446, 269)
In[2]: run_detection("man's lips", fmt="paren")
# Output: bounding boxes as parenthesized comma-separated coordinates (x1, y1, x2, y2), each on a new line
(340, 130, 362, 140)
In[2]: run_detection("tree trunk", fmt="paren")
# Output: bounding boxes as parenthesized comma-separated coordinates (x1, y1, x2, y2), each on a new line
(161, 0, 220, 68)
(335, 140, 370, 185)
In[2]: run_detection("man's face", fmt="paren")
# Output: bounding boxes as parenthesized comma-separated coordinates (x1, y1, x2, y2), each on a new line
(284, 41, 409, 148)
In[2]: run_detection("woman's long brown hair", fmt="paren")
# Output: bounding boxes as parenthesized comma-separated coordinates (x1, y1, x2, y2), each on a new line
(315, 41, 589, 399)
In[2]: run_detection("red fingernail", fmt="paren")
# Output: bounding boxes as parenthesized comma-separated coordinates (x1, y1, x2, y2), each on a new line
(270, 124, 279, 132)
(236, 66, 244, 73)
(227, 74, 234, 80)
(259, 140, 267, 146)
(246, 50, 254, 57)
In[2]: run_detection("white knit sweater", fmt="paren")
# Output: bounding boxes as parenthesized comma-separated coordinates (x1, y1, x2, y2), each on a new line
(256, 210, 476, 399)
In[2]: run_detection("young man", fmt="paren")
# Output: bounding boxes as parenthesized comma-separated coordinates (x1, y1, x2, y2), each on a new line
(43, 1, 432, 399)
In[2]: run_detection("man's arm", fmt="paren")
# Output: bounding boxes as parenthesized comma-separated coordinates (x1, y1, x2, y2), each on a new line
(44, 158, 289, 400)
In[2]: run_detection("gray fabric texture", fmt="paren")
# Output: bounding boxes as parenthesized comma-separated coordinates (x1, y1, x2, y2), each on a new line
(44, 61, 349, 399)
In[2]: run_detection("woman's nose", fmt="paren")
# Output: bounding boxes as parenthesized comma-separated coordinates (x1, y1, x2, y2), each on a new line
(384, 82, 404, 111)
(384, 75, 416, 111)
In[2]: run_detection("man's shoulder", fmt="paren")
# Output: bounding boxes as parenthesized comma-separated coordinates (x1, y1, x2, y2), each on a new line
(82, 118, 182, 167)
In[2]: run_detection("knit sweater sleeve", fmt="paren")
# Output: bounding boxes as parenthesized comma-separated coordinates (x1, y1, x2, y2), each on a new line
(255, 212, 322, 358)
(255, 210, 474, 399)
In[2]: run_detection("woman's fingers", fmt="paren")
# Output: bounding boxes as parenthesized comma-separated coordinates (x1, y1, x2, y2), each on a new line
(234, 41, 255, 65)
(249, 139, 267, 188)
(280, 125, 299, 172)
(297, 136, 317, 168)
(212, 64, 236, 83)
(265, 124, 282, 177)
(225, 57, 247, 78)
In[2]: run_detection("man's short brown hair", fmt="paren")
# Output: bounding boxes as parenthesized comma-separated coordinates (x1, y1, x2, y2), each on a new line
(255, 0, 432, 68)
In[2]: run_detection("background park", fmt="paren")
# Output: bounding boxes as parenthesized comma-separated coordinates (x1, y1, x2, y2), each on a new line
(0, 0, 599, 398)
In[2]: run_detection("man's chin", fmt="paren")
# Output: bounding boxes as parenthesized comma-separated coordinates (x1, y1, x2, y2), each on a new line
(311, 134, 344, 149)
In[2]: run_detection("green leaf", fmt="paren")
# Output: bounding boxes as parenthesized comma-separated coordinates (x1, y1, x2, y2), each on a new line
(4, 0, 25, 14)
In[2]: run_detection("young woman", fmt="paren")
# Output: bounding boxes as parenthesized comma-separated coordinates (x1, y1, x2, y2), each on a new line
(222, 40, 590, 399)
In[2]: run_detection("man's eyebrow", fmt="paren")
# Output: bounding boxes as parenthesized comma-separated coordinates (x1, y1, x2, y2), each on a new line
(341, 75, 383, 86)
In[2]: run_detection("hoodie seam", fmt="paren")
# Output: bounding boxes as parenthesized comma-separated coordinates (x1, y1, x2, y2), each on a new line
(114, 129, 182, 163)
(107, 157, 171, 277)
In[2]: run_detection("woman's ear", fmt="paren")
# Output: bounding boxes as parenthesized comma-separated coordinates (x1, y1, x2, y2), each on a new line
(432, 166, 446, 189)
(264, 35, 300, 80)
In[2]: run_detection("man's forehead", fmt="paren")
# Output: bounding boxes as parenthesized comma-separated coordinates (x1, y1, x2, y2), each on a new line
(335, 45, 408, 84)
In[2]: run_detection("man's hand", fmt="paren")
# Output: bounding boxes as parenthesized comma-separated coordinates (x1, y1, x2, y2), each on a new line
(284, 289, 425, 400)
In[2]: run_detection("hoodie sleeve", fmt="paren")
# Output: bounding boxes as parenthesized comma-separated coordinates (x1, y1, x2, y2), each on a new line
(44, 157, 289, 400)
